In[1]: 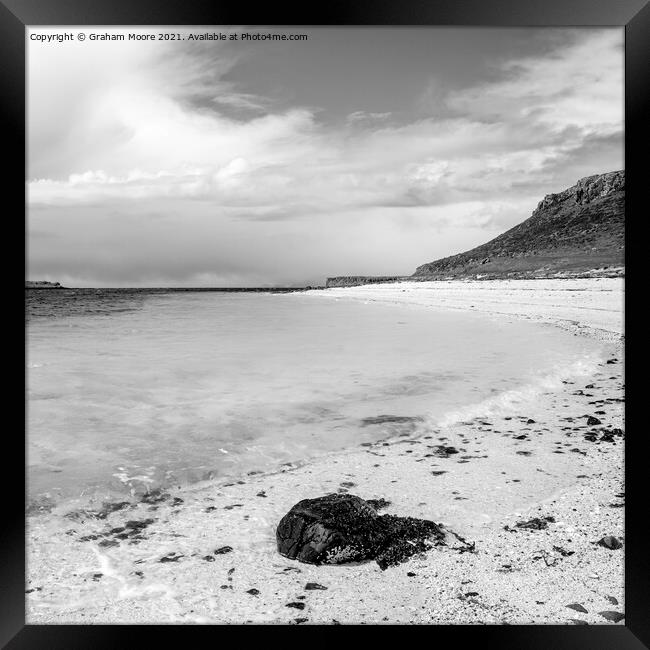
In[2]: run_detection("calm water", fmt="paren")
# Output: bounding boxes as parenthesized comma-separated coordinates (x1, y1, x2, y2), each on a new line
(26, 289, 604, 509)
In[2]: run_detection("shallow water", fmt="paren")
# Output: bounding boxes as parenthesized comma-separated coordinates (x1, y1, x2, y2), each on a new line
(26, 289, 605, 509)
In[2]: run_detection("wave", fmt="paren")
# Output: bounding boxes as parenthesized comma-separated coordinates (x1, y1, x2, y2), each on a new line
(434, 353, 603, 428)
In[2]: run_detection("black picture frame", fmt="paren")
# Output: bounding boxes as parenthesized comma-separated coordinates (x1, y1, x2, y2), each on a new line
(6, 0, 647, 646)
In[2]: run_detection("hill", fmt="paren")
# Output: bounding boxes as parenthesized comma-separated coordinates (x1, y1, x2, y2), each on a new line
(412, 170, 624, 279)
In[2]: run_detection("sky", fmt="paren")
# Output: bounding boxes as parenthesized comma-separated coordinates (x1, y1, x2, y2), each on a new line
(27, 27, 623, 287)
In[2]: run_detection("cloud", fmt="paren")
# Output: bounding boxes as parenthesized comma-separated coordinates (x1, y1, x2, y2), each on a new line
(346, 111, 392, 125)
(211, 92, 271, 113)
(446, 30, 623, 137)
(27, 28, 623, 286)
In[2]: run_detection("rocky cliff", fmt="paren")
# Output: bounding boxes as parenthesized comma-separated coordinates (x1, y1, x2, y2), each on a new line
(413, 170, 624, 279)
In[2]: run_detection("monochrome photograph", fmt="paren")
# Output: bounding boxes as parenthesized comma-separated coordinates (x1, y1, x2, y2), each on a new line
(26, 25, 625, 624)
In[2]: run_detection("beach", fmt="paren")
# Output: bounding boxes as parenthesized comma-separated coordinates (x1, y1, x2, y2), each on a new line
(26, 278, 625, 625)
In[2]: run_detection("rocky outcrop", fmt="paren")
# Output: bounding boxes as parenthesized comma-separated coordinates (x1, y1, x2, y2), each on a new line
(325, 276, 407, 288)
(276, 493, 448, 570)
(413, 170, 624, 279)
(535, 170, 624, 211)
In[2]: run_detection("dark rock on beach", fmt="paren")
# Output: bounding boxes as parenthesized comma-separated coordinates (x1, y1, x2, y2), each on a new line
(553, 545, 574, 557)
(276, 494, 447, 570)
(599, 611, 625, 622)
(566, 603, 588, 613)
(286, 602, 306, 610)
(597, 535, 623, 550)
(214, 546, 234, 555)
(431, 446, 459, 458)
(125, 519, 154, 531)
(159, 553, 183, 562)
(514, 516, 555, 530)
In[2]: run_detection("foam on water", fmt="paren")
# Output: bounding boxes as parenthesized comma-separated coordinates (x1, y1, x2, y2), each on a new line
(26, 290, 606, 511)
(435, 354, 602, 428)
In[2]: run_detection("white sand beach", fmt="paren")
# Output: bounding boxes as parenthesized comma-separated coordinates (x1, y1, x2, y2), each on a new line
(308, 277, 624, 342)
(26, 278, 625, 625)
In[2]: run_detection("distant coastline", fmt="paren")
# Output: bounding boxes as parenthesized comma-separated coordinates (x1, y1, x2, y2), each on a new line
(26, 281, 65, 290)
(25, 283, 320, 293)
(325, 266, 624, 288)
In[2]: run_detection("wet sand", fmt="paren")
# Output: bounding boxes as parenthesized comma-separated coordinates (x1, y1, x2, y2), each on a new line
(26, 278, 624, 625)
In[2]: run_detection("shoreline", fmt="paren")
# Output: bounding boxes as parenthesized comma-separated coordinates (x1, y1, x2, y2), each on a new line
(304, 277, 624, 343)
(26, 278, 625, 624)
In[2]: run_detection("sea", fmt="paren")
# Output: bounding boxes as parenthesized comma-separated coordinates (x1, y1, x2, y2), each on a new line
(26, 288, 606, 512)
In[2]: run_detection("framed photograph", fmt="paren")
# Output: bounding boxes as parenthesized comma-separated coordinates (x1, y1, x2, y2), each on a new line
(6, 0, 647, 645)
